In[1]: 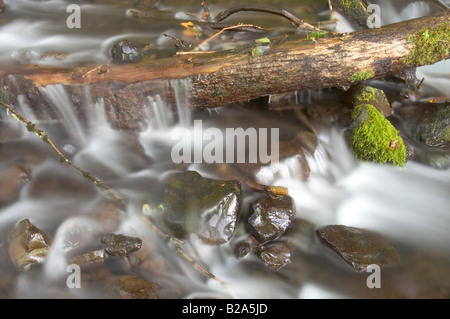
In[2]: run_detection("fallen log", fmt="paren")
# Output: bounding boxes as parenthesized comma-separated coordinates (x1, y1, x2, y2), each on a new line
(0, 9, 449, 130)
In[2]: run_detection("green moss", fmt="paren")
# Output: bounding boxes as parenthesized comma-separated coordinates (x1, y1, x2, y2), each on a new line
(307, 30, 328, 40)
(349, 70, 375, 83)
(210, 85, 228, 99)
(351, 104, 406, 166)
(26, 122, 36, 133)
(357, 87, 376, 103)
(341, 0, 367, 12)
(407, 25, 450, 66)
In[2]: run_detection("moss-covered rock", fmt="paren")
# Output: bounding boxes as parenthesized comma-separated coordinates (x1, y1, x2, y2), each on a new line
(349, 104, 406, 166)
(342, 84, 392, 117)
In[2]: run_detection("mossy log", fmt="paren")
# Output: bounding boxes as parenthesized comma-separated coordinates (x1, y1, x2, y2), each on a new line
(0, 10, 449, 130)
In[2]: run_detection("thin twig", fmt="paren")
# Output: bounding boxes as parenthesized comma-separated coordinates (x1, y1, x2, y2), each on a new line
(175, 51, 217, 56)
(213, 5, 317, 31)
(201, 1, 212, 22)
(196, 23, 260, 50)
(0, 101, 125, 206)
(141, 206, 226, 286)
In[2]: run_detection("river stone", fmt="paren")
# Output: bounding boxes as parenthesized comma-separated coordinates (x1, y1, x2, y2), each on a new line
(256, 241, 291, 271)
(248, 193, 295, 244)
(162, 170, 241, 244)
(316, 225, 401, 272)
(8, 219, 52, 271)
(0, 165, 30, 206)
(342, 84, 392, 117)
(107, 275, 158, 299)
(69, 249, 105, 269)
(412, 102, 449, 146)
(101, 234, 142, 257)
(110, 39, 143, 64)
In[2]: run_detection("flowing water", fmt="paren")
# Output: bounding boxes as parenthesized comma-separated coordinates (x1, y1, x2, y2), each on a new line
(0, 0, 449, 299)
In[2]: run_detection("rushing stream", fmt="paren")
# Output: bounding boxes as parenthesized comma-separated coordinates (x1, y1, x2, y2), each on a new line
(0, 0, 449, 299)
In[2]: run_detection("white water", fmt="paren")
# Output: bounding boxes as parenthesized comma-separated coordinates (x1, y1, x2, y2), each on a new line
(0, 0, 449, 299)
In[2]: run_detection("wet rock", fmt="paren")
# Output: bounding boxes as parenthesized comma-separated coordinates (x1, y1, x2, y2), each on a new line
(294, 131, 318, 156)
(93, 201, 122, 233)
(101, 234, 142, 257)
(234, 241, 252, 259)
(162, 170, 241, 244)
(69, 249, 106, 269)
(110, 40, 144, 64)
(107, 275, 158, 299)
(233, 236, 259, 259)
(8, 219, 52, 271)
(248, 193, 295, 244)
(40, 51, 67, 61)
(256, 241, 291, 271)
(316, 225, 401, 272)
(343, 84, 392, 117)
(251, 131, 318, 185)
(0, 165, 30, 206)
(411, 102, 449, 146)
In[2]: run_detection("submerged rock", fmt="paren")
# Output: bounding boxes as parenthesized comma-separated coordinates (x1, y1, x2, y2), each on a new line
(8, 219, 52, 271)
(107, 274, 158, 299)
(256, 241, 291, 271)
(110, 40, 144, 64)
(162, 171, 241, 244)
(0, 165, 30, 206)
(316, 225, 401, 272)
(248, 193, 295, 244)
(101, 234, 142, 257)
(69, 249, 106, 269)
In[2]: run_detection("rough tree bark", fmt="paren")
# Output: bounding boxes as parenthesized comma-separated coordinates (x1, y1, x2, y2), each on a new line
(0, 9, 449, 130)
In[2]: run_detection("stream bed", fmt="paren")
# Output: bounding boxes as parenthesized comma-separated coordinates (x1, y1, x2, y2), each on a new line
(0, 0, 449, 299)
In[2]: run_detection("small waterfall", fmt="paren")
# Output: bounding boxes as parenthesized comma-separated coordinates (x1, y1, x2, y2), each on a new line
(39, 84, 87, 145)
(0, 0, 449, 300)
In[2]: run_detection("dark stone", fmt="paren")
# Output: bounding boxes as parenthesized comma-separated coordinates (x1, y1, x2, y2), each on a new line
(234, 241, 252, 259)
(316, 225, 401, 272)
(412, 103, 449, 146)
(162, 171, 241, 244)
(110, 40, 143, 64)
(256, 241, 291, 271)
(101, 234, 142, 257)
(248, 193, 295, 244)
